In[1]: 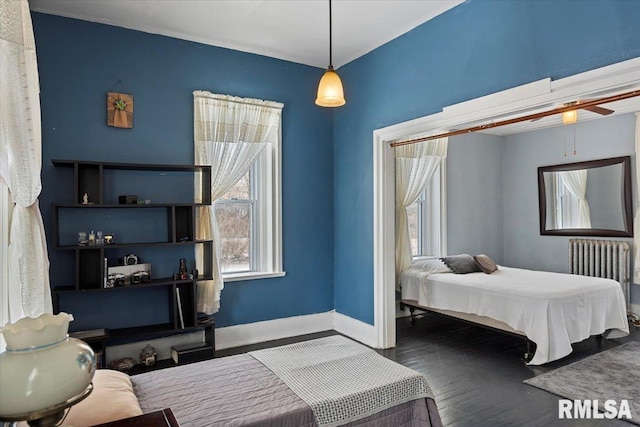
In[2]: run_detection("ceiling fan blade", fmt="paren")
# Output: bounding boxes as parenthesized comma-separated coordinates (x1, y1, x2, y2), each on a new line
(581, 105, 614, 115)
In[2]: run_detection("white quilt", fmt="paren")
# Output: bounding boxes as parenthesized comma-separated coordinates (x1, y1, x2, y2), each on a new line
(401, 266, 629, 365)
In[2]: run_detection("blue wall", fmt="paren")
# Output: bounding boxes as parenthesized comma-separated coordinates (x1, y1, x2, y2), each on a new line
(33, 13, 335, 329)
(334, 0, 640, 324)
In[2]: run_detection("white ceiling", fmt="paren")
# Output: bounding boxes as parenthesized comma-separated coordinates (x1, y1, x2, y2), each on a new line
(28, 0, 464, 69)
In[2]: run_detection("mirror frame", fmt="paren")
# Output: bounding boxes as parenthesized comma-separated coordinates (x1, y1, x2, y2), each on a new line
(538, 155, 633, 237)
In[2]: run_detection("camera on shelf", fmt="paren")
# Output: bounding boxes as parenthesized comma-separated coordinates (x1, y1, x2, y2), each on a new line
(119, 254, 139, 266)
(107, 273, 126, 287)
(131, 270, 151, 284)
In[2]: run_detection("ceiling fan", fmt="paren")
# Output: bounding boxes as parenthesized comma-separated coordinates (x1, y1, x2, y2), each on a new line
(531, 99, 614, 123)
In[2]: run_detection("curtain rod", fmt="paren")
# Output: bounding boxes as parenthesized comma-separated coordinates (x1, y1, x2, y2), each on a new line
(390, 89, 640, 148)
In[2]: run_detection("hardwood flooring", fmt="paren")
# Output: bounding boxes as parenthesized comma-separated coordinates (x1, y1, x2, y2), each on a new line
(217, 314, 639, 426)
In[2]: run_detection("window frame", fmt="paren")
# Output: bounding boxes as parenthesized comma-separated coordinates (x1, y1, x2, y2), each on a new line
(410, 160, 447, 260)
(219, 130, 284, 282)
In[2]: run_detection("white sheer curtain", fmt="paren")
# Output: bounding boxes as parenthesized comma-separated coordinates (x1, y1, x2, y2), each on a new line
(634, 112, 640, 284)
(395, 137, 448, 286)
(0, 0, 52, 321)
(193, 91, 283, 314)
(559, 169, 591, 228)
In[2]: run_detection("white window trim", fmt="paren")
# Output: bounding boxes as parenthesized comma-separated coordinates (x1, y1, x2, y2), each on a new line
(223, 271, 286, 283)
(219, 126, 284, 280)
(410, 161, 447, 259)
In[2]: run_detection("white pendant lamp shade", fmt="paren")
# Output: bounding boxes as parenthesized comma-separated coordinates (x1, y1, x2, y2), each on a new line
(562, 110, 578, 124)
(316, 66, 346, 107)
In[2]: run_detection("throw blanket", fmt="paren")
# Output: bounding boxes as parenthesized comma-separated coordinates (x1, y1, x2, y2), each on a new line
(250, 335, 434, 427)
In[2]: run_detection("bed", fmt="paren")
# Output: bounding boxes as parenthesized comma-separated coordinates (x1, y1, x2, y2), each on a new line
(61, 335, 442, 427)
(400, 258, 629, 365)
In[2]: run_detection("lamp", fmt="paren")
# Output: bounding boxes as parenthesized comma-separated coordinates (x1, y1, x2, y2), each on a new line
(0, 313, 95, 426)
(562, 110, 578, 125)
(315, 0, 346, 107)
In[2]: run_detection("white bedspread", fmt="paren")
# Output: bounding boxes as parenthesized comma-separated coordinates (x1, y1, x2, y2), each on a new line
(401, 266, 629, 365)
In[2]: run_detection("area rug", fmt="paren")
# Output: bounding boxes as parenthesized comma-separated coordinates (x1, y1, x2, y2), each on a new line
(524, 341, 640, 424)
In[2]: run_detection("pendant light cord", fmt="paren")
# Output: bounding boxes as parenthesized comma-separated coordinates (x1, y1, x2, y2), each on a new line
(329, 0, 333, 68)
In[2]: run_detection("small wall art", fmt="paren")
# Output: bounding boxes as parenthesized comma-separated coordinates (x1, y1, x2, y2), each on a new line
(107, 92, 134, 128)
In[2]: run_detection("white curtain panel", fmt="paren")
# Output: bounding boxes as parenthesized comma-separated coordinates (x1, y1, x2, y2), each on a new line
(395, 137, 448, 287)
(634, 112, 640, 284)
(559, 169, 591, 228)
(0, 0, 52, 320)
(193, 91, 283, 314)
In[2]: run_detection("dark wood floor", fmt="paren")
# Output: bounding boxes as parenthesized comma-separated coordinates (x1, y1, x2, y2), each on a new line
(218, 314, 639, 427)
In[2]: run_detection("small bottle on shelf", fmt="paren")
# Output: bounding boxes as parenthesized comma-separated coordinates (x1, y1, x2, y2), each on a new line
(179, 258, 188, 280)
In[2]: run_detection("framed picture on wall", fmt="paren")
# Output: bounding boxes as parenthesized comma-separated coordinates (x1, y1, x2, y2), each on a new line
(107, 92, 133, 128)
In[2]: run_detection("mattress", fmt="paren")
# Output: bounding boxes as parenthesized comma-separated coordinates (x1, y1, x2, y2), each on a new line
(131, 338, 442, 427)
(400, 265, 629, 364)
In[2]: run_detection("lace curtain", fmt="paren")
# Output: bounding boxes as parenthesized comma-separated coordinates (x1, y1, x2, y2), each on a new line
(634, 113, 640, 284)
(395, 137, 448, 287)
(558, 170, 591, 228)
(0, 0, 52, 321)
(193, 91, 283, 314)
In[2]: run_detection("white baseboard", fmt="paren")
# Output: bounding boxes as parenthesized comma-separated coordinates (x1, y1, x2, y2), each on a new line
(215, 311, 334, 350)
(333, 311, 379, 348)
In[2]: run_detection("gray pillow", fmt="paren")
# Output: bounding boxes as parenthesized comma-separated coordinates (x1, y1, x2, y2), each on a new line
(440, 254, 482, 274)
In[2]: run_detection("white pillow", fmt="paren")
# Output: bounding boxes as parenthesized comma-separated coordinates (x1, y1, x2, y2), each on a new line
(412, 258, 452, 273)
(63, 369, 143, 426)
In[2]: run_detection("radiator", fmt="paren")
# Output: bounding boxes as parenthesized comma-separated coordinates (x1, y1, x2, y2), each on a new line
(569, 238, 631, 312)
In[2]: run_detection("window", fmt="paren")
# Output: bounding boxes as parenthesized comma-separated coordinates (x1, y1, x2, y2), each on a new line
(194, 92, 284, 286)
(408, 161, 447, 258)
(215, 171, 253, 273)
(551, 173, 581, 229)
(214, 140, 282, 280)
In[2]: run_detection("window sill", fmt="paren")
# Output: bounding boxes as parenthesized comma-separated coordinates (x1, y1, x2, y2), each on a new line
(222, 271, 286, 283)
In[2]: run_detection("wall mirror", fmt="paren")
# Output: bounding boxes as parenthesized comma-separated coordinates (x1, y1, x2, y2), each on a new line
(538, 156, 632, 237)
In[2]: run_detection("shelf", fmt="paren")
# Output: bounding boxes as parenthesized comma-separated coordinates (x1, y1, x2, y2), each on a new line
(51, 159, 215, 365)
(126, 358, 178, 375)
(108, 322, 212, 342)
(55, 240, 212, 250)
(54, 203, 209, 208)
(52, 159, 211, 173)
(53, 276, 213, 293)
(108, 323, 176, 339)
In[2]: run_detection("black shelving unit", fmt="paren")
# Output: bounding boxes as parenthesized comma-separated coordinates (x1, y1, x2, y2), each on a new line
(51, 160, 215, 365)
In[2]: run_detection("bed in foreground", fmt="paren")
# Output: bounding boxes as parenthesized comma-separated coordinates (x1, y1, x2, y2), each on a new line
(131, 335, 442, 427)
(400, 260, 629, 365)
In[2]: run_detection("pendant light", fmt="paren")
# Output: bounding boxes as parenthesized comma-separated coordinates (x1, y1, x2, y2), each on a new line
(562, 110, 578, 124)
(315, 0, 346, 107)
